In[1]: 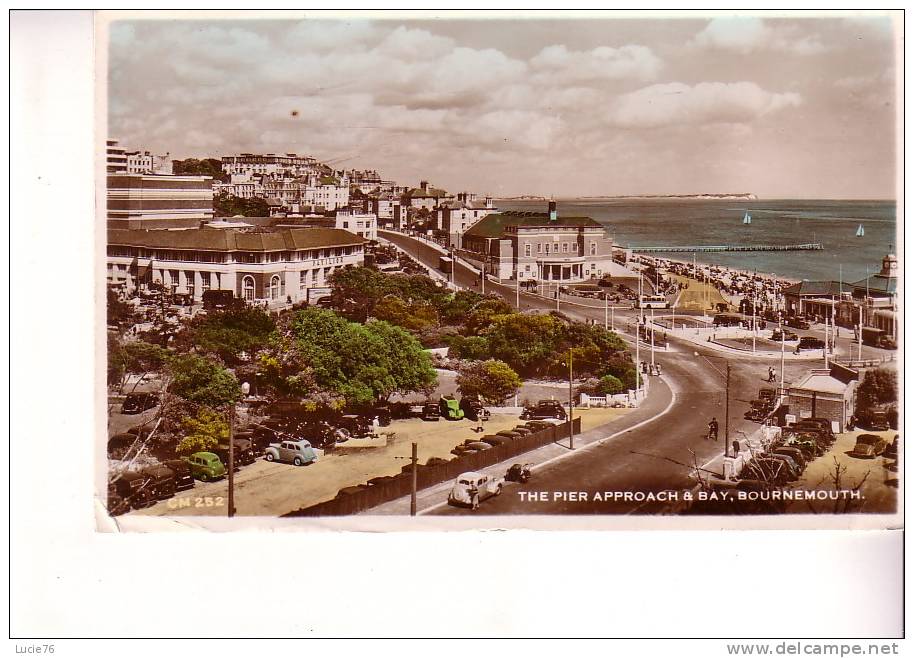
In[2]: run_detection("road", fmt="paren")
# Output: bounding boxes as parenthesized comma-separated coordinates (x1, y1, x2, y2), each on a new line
(377, 230, 826, 515)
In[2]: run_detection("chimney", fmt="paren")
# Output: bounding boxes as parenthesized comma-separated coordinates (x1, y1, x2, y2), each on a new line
(548, 200, 557, 222)
(420, 180, 429, 192)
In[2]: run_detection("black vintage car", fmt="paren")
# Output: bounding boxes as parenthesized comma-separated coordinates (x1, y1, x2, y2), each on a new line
(121, 392, 159, 415)
(520, 400, 567, 421)
(459, 397, 490, 422)
(785, 316, 811, 330)
(214, 438, 256, 469)
(107, 482, 131, 516)
(164, 459, 195, 490)
(422, 402, 441, 421)
(140, 464, 176, 500)
(110, 471, 156, 510)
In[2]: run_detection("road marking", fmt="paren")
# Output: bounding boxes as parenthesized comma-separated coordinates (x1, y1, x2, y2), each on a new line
(416, 376, 680, 515)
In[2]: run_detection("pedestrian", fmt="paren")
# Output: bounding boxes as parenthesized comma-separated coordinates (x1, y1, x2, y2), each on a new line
(469, 485, 480, 511)
(708, 417, 719, 441)
(655, 363, 662, 376)
(767, 367, 775, 383)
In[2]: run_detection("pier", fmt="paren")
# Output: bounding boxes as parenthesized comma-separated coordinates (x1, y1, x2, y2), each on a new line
(630, 243, 823, 253)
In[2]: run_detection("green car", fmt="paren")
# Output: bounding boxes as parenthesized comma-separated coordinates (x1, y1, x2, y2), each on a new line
(439, 396, 465, 420)
(183, 451, 227, 481)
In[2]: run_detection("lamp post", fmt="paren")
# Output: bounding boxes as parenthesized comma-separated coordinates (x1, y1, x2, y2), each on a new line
(695, 352, 731, 458)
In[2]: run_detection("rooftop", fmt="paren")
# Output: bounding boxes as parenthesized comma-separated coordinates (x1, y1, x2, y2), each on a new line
(108, 227, 366, 251)
(791, 371, 850, 395)
(782, 280, 847, 297)
(463, 211, 603, 239)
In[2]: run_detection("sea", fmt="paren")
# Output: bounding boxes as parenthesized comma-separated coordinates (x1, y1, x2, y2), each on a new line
(494, 198, 898, 283)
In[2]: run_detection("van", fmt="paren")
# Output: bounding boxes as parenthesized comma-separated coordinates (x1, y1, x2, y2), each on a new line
(447, 472, 503, 508)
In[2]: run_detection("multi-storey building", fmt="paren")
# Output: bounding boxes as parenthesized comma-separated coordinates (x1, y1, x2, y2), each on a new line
(221, 153, 319, 178)
(106, 226, 366, 305)
(107, 174, 214, 229)
(334, 210, 378, 241)
(461, 202, 615, 283)
(401, 180, 453, 211)
(106, 139, 128, 174)
(437, 193, 497, 248)
(126, 151, 173, 175)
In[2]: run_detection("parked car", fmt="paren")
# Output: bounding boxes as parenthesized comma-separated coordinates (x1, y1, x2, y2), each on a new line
(140, 464, 176, 500)
(106, 483, 131, 516)
(785, 317, 811, 330)
(183, 452, 227, 481)
(110, 470, 156, 510)
(850, 434, 888, 459)
(425, 457, 451, 467)
(797, 336, 825, 350)
(520, 400, 567, 421)
(447, 471, 503, 508)
(264, 440, 319, 466)
(764, 453, 801, 480)
(439, 396, 465, 420)
(509, 426, 534, 436)
(459, 397, 490, 422)
(744, 400, 771, 422)
(163, 459, 195, 491)
(479, 435, 510, 447)
(421, 402, 441, 422)
(495, 430, 524, 440)
(107, 433, 136, 460)
(742, 458, 791, 486)
(860, 410, 891, 432)
(770, 329, 798, 342)
(465, 441, 492, 451)
(772, 446, 807, 471)
(758, 388, 778, 403)
(884, 435, 899, 460)
(522, 420, 555, 432)
(795, 418, 836, 441)
(782, 437, 818, 461)
(121, 392, 159, 415)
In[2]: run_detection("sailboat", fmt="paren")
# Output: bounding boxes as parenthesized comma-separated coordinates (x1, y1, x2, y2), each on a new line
(742, 211, 752, 225)
(856, 224, 865, 237)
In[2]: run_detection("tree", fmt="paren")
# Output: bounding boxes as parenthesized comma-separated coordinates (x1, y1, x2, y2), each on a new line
(481, 313, 564, 377)
(108, 337, 169, 389)
(213, 192, 269, 217)
(598, 374, 625, 396)
(856, 368, 897, 412)
(172, 157, 229, 182)
(167, 354, 241, 407)
(176, 407, 229, 455)
(372, 295, 438, 331)
(192, 307, 276, 365)
(328, 266, 392, 321)
(290, 308, 437, 405)
(456, 360, 522, 405)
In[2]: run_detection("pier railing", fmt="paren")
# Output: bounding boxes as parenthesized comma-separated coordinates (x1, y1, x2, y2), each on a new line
(631, 243, 823, 253)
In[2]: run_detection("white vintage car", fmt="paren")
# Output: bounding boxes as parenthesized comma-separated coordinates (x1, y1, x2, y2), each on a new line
(447, 471, 503, 509)
(264, 440, 319, 466)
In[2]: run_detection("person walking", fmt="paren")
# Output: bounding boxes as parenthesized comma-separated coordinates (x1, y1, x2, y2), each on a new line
(708, 417, 719, 441)
(767, 367, 776, 383)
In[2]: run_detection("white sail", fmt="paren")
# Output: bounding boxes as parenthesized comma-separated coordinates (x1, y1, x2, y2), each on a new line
(856, 224, 865, 237)
(743, 211, 751, 225)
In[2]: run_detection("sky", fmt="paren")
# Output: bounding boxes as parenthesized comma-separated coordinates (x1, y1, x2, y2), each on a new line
(107, 13, 899, 199)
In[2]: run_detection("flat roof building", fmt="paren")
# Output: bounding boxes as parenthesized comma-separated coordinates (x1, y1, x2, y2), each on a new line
(107, 174, 214, 229)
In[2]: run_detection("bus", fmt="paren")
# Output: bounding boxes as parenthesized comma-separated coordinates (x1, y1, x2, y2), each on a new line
(438, 256, 453, 274)
(635, 294, 669, 309)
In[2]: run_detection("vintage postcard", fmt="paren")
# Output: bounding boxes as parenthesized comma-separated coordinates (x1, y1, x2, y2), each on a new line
(97, 10, 903, 531)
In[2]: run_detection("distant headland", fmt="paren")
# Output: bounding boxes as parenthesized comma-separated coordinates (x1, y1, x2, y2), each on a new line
(497, 193, 759, 201)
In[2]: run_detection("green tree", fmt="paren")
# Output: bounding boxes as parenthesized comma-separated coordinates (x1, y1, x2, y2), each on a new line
(446, 335, 490, 361)
(456, 360, 522, 405)
(481, 313, 564, 377)
(290, 308, 437, 404)
(856, 368, 898, 411)
(373, 295, 439, 331)
(192, 307, 276, 365)
(172, 158, 229, 182)
(328, 266, 392, 321)
(167, 354, 241, 407)
(598, 374, 625, 396)
(176, 407, 229, 455)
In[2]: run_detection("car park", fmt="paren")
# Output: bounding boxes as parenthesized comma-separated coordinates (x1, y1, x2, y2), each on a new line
(183, 452, 227, 481)
(447, 472, 503, 508)
(163, 459, 195, 490)
(264, 440, 319, 466)
(850, 434, 888, 459)
(121, 392, 159, 415)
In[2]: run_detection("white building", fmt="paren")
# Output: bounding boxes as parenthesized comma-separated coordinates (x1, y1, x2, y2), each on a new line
(126, 150, 173, 175)
(335, 210, 378, 241)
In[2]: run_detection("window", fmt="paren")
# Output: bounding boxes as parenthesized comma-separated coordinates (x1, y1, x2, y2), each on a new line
(242, 276, 255, 301)
(524, 243, 531, 257)
(200, 272, 211, 291)
(562, 243, 569, 253)
(590, 242, 597, 256)
(537, 243, 542, 254)
(525, 264, 531, 272)
(269, 275, 281, 300)
(572, 243, 578, 252)
(545, 243, 551, 255)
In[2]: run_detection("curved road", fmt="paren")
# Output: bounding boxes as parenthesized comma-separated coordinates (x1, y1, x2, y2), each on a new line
(377, 230, 870, 516)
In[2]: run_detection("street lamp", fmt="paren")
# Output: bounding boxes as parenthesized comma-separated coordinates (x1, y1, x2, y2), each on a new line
(694, 351, 732, 458)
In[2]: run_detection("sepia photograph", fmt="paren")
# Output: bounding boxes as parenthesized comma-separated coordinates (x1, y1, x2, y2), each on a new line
(9, 7, 905, 643)
(97, 11, 903, 527)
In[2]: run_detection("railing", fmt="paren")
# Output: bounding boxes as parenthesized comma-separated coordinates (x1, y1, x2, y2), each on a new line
(283, 418, 581, 517)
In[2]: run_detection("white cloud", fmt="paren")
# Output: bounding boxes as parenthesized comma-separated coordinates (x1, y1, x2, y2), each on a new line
(531, 44, 662, 82)
(692, 17, 826, 56)
(608, 82, 802, 128)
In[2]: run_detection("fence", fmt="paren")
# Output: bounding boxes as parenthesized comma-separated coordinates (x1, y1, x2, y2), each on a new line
(284, 417, 581, 517)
